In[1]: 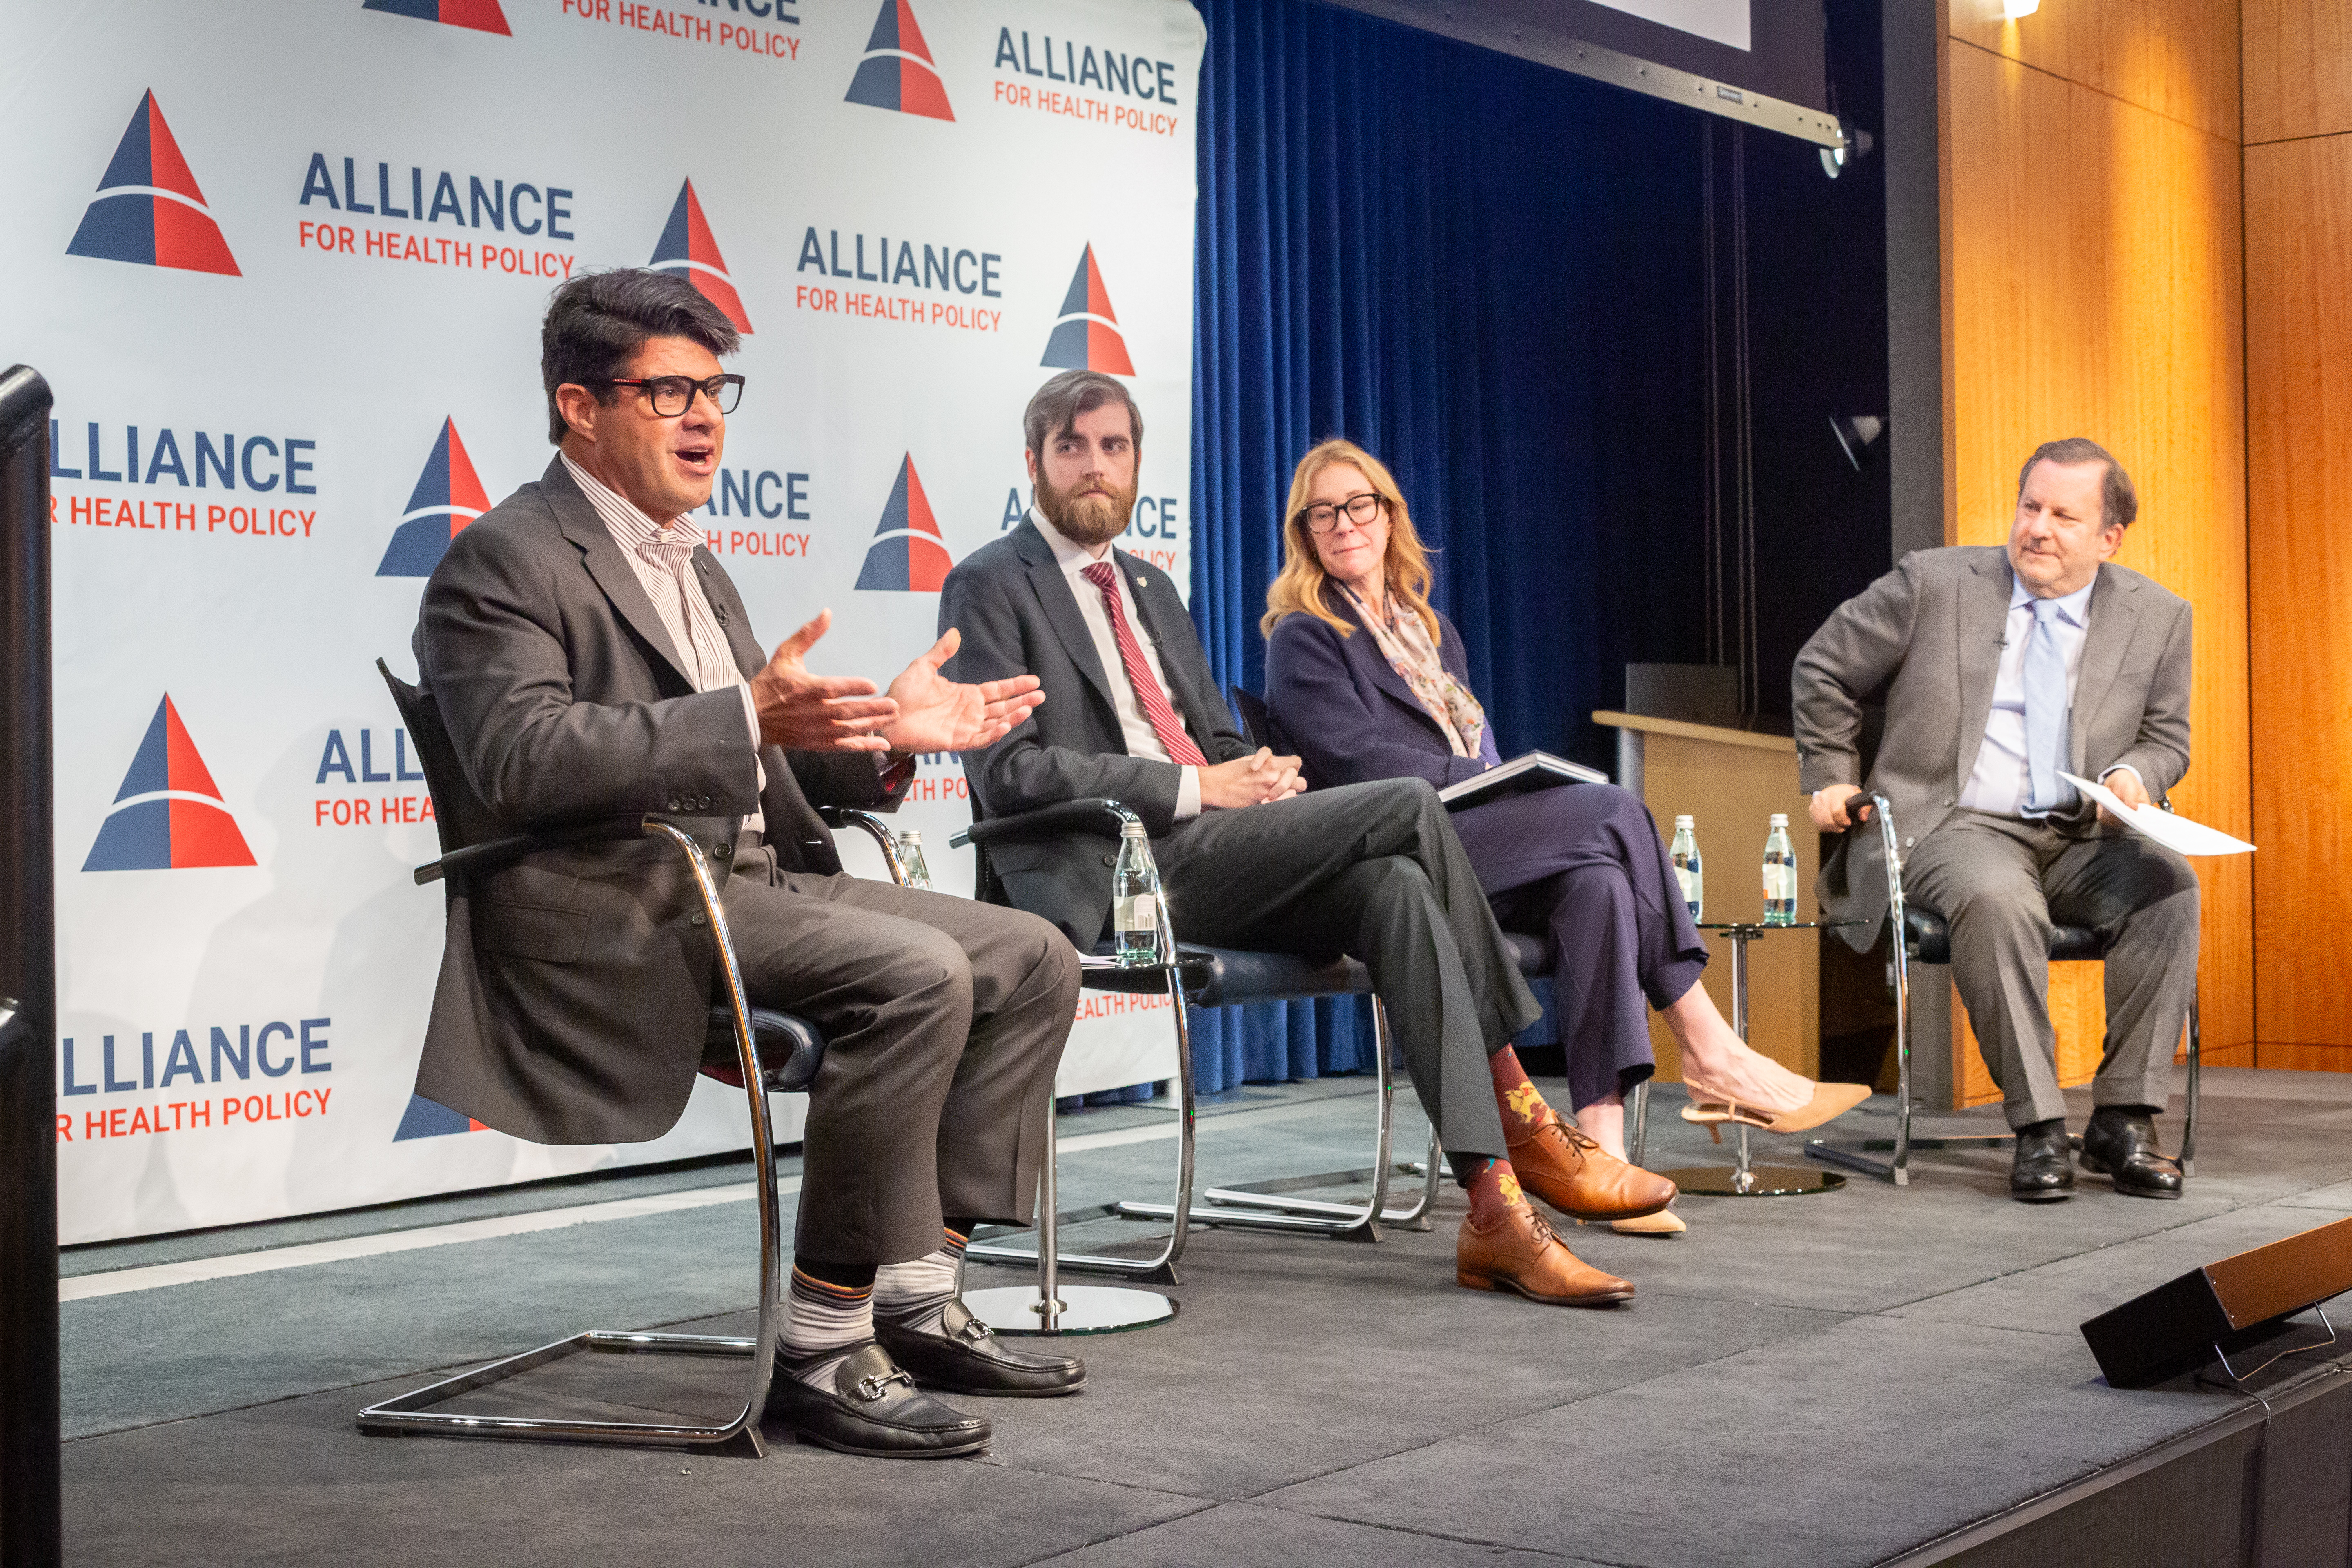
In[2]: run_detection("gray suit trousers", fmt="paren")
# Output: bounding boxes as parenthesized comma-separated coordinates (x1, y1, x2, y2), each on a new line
(723, 843, 1080, 1265)
(1152, 777, 1543, 1164)
(1904, 812, 2198, 1129)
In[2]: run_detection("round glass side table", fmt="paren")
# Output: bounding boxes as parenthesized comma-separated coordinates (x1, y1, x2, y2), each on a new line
(1658, 919, 1869, 1198)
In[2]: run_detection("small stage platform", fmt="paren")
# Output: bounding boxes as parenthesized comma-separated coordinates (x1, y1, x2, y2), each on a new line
(56, 1067, 2352, 1567)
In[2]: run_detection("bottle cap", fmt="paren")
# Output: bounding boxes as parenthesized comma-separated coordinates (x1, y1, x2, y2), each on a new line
(1674, 815, 1693, 827)
(1770, 813, 1789, 826)
(1121, 820, 1147, 835)
(900, 828, 922, 845)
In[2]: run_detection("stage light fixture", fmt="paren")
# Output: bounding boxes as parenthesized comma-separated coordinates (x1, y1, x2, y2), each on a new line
(1820, 125, 1875, 180)
(2003, 0, 2040, 17)
(1831, 415, 1886, 469)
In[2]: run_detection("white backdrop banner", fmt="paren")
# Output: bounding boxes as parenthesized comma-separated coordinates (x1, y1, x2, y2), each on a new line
(2, 0, 1206, 1243)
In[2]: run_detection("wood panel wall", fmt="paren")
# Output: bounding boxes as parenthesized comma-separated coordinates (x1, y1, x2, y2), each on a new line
(1940, 0, 2254, 1102)
(2247, 6, 2352, 1069)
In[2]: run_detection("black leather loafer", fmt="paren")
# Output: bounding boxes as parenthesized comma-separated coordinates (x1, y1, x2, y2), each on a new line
(2080, 1108, 2184, 1200)
(876, 1297, 1086, 1397)
(765, 1341, 992, 1457)
(2010, 1121, 2075, 1203)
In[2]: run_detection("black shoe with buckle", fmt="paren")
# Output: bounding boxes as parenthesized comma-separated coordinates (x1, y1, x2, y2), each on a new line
(2080, 1107, 2184, 1200)
(876, 1297, 1087, 1397)
(764, 1341, 992, 1457)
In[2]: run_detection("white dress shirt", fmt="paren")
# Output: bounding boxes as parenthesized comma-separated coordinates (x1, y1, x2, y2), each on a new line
(1958, 575, 2138, 817)
(561, 452, 766, 832)
(1033, 506, 1204, 819)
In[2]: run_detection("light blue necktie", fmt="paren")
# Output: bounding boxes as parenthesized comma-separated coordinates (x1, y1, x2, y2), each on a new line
(2022, 598, 2072, 813)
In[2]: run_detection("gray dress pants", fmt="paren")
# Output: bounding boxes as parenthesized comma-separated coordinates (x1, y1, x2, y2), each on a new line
(723, 840, 1081, 1266)
(1903, 811, 2199, 1129)
(1150, 777, 1543, 1165)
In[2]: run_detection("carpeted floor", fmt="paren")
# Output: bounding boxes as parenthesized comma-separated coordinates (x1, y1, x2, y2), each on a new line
(57, 1067, 2352, 1566)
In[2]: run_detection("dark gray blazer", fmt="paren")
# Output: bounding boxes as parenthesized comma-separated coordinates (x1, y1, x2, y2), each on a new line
(414, 455, 904, 1144)
(938, 517, 1252, 944)
(1791, 545, 2192, 947)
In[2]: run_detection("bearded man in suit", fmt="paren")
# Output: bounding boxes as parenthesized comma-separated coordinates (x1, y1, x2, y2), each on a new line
(1793, 439, 2199, 1203)
(939, 370, 1681, 1308)
(415, 268, 1084, 1459)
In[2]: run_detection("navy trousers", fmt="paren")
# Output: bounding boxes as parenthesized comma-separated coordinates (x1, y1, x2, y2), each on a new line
(1472, 784, 1709, 1110)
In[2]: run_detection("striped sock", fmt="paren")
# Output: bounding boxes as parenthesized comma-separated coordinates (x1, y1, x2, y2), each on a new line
(779, 1265, 875, 1390)
(874, 1226, 969, 1334)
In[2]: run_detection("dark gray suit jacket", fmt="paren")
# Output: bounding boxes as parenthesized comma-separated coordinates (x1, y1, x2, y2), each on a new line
(938, 517, 1252, 944)
(413, 455, 904, 1144)
(1791, 545, 2192, 948)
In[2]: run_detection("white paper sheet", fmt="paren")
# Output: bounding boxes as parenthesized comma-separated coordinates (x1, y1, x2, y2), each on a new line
(2059, 773, 2256, 856)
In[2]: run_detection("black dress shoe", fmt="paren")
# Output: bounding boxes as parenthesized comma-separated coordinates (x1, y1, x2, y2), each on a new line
(876, 1297, 1086, 1397)
(2010, 1120, 2076, 1203)
(2080, 1108, 2184, 1200)
(765, 1341, 992, 1457)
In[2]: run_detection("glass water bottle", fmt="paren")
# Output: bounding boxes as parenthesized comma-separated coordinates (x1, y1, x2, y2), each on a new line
(1112, 821, 1164, 966)
(1762, 813, 1797, 926)
(898, 828, 932, 891)
(1670, 815, 1704, 922)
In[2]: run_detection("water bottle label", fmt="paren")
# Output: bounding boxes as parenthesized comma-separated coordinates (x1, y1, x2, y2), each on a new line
(1675, 865, 1697, 903)
(1117, 893, 1157, 932)
(1763, 864, 1797, 902)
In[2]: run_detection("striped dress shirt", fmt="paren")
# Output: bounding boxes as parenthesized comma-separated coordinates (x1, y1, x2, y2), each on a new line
(559, 452, 766, 832)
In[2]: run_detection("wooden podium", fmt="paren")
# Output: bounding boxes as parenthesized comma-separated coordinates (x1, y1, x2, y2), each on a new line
(1592, 711, 1820, 1084)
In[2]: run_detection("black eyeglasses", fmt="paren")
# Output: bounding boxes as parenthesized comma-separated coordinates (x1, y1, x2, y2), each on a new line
(1297, 492, 1385, 534)
(599, 374, 745, 417)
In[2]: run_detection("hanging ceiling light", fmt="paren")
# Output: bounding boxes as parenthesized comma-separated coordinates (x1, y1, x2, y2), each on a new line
(2004, 0, 2040, 18)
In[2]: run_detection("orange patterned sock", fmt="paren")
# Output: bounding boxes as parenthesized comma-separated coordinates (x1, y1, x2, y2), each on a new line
(1489, 1045, 1559, 1142)
(1461, 1157, 1526, 1227)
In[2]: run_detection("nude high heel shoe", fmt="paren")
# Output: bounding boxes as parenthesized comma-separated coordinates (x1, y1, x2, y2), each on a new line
(1679, 1080, 1871, 1136)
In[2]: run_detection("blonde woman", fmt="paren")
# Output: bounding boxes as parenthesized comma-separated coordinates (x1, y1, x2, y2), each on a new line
(1261, 439, 1867, 1233)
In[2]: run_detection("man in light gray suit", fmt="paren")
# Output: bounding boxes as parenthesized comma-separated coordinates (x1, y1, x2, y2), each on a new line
(1793, 439, 2198, 1203)
(417, 269, 1085, 1459)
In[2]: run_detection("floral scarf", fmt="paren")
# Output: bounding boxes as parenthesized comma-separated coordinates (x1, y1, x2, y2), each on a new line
(1340, 579, 1487, 759)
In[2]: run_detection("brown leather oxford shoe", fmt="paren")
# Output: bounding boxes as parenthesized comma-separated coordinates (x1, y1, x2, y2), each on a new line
(1456, 1200, 1635, 1306)
(1508, 1120, 1678, 1222)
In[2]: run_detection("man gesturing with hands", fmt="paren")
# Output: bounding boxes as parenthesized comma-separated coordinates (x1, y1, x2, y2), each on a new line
(415, 270, 1085, 1461)
(942, 373, 1605, 1308)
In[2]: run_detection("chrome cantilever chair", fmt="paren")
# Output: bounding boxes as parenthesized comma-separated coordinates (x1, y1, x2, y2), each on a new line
(357, 661, 903, 1456)
(1804, 792, 2201, 1186)
(952, 797, 1442, 1291)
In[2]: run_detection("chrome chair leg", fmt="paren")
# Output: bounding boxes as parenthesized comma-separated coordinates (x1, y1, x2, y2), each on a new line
(1628, 1078, 1650, 1168)
(358, 823, 782, 1455)
(968, 964, 1198, 1285)
(1118, 998, 1409, 1240)
(2181, 986, 2200, 1176)
(1808, 792, 1913, 1186)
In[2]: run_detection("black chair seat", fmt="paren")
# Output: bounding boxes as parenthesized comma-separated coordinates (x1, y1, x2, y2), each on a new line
(1079, 944, 1370, 1008)
(1501, 931, 1550, 977)
(699, 1006, 826, 1094)
(1904, 906, 2107, 966)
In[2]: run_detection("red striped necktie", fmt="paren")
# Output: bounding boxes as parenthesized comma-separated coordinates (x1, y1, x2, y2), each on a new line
(1080, 559, 1209, 767)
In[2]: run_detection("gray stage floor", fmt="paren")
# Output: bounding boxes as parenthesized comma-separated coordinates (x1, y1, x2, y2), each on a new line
(57, 1067, 2352, 1567)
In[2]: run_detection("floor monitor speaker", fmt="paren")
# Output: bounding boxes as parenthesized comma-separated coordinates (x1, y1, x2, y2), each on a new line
(2080, 1215, 2352, 1389)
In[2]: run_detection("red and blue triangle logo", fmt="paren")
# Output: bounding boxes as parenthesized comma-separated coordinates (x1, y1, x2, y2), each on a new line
(361, 0, 511, 35)
(378, 419, 491, 578)
(1040, 245, 1134, 375)
(651, 180, 753, 334)
(854, 456, 953, 592)
(65, 91, 239, 276)
(393, 1094, 491, 1141)
(83, 696, 256, 872)
(844, 0, 954, 121)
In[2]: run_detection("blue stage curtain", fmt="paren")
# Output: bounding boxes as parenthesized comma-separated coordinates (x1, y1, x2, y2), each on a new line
(1178, 0, 1715, 1091)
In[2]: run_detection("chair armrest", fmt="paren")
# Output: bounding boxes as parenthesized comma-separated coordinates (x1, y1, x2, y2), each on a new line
(951, 798, 1140, 849)
(417, 814, 741, 886)
(819, 806, 906, 886)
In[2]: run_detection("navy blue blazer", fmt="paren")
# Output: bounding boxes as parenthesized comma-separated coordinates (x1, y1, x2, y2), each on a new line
(1263, 591, 1499, 791)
